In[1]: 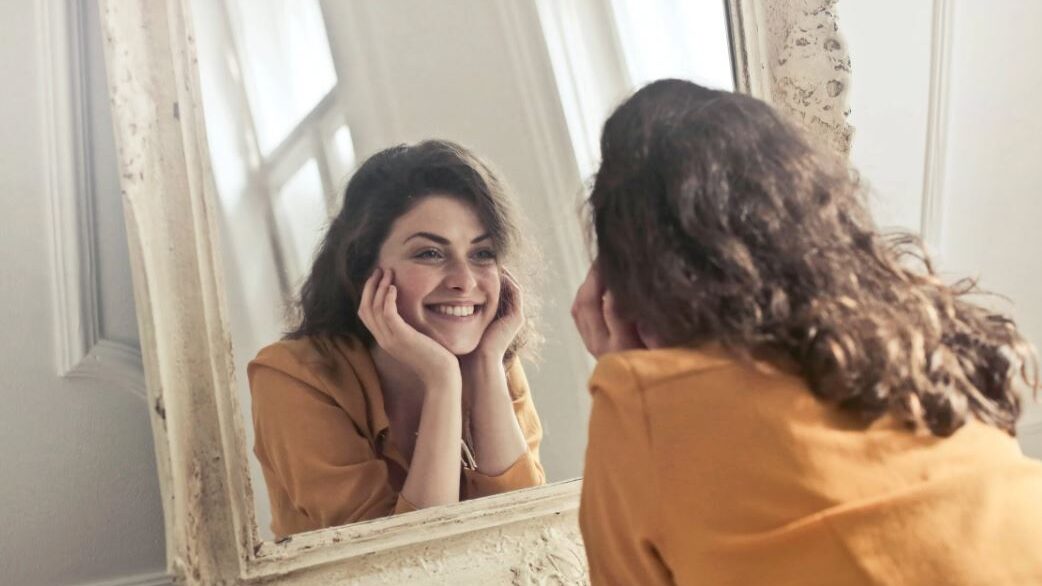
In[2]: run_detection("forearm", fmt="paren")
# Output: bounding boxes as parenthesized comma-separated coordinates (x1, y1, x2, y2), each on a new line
(400, 373, 464, 509)
(464, 355, 528, 475)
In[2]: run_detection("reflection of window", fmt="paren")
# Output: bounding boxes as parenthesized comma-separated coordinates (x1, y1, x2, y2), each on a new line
(194, 0, 356, 295)
(273, 159, 329, 283)
(536, 0, 734, 178)
(608, 0, 734, 91)
(192, 0, 356, 542)
(327, 125, 358, 185)
(225, 0, 338, 155)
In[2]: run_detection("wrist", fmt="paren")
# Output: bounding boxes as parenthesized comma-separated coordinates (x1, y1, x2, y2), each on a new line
(420, 368, 463, 399)
(463, 348, 506, 370)
(462, 348, 506, 375)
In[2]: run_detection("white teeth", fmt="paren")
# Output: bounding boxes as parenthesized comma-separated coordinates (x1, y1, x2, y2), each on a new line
(433, 304, 476, 317)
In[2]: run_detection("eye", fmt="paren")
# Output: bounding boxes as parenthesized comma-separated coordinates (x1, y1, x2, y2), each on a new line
(471, 248, 498, 264)
(414, 248, 444, 261)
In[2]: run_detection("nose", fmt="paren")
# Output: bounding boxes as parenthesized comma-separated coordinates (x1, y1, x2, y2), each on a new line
(443, 258, 477, 292)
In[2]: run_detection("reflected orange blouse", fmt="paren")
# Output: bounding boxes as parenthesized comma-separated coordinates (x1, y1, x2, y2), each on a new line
(248, 336, 545, 539)
(580, 347, 1042, 585)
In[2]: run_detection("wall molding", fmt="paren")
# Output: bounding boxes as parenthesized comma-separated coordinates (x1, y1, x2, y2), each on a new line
(40, 0, 145, 399)
(919, 0, 954, 255)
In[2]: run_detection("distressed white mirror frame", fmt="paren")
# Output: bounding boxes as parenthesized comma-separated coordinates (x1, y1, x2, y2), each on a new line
(98, 0, 852, 583)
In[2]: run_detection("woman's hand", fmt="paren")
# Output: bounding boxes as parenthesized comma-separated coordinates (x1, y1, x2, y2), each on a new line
(360, 268, 462, 510)
(459, 270, 528, 475)
(358, 267, 459, 385)
(469, 269, 524, 362)
(571, 263, 646, 358)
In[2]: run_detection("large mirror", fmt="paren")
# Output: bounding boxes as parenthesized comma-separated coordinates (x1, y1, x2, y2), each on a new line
(189, 0, 735, 541)
(99, 0, 851, 581)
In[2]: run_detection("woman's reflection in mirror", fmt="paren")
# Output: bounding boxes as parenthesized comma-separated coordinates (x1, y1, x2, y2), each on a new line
(249, 140, 545, 539)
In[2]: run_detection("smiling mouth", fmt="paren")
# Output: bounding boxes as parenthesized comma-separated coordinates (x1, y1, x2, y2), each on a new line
(426, 304, 484, 320)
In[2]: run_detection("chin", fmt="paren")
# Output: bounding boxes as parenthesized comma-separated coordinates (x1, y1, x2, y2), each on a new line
(420, 319, 493, 357)
(437, 337, 481, 357)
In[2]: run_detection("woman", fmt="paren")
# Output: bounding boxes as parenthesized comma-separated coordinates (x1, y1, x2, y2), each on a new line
(572, 79, 1042, 585)
(249, 140, 545, 539)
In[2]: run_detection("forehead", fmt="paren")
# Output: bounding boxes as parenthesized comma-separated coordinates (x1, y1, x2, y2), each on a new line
(387, 195, 487, 242)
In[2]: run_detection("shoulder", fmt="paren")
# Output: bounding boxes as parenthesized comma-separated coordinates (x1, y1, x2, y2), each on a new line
(253, 337, 322, 365)
(247, 336, 381, 436)
(588, 345, 814, 431)
(589, 345, 739, 398)
(248, 336, 371, 397)
(584, 348, 738, 455)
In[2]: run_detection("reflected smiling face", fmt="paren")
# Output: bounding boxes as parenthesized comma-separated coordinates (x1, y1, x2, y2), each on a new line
(375, 195, 502, 355)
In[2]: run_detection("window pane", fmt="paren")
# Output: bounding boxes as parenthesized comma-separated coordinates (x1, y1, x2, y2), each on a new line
(273, 159, 330, 284)
(226, 0, 338, 155)
(327, 124, 358, 184)
(190, 0, 252, 210)
(610, 0, 735, 91)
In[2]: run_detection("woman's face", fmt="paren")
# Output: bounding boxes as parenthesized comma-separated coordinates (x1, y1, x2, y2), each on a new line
(375, 195, 502, 355)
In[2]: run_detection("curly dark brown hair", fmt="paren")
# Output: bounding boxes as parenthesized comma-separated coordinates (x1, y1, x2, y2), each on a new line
(588, 79, 1037, 437)
(286, 139, 541, 363)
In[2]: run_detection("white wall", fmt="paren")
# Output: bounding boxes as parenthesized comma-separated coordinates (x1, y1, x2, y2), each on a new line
(0, 1, 168, 585)
(840, 0, 934, 233)
(841, 0, 1042, 457)
(941, 1, 1042, 455)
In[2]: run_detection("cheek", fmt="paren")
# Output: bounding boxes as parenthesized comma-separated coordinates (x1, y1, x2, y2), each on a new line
(386, 264, 434, 314)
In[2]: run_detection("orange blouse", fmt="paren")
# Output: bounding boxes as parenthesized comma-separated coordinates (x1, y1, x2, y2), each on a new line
(580, 347, 1042, 585)
(248, 336, 545, 539)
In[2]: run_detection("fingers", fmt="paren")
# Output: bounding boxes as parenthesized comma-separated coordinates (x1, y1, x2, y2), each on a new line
(357, 268, 380, 331)
(382, 281, 407, 330)
(359, 267, 395, 344)
(601, 292, 625, 335)
(498, 269, 524, 321)
(636, 321, 664, 349)
(378, 272, 425, 347)
(571, 265, 608, 356)
(571, 264, 604, 318)
(571, 263, 646, 357)
(603, 292, 643, 349)
(373, 267, 393, 316)
(358, 268, 379, 315)
(578, 304, 610, 357)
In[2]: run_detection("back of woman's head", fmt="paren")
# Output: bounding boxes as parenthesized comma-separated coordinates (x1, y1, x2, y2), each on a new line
(590, 78, 1037, 436)
(287, 139, 538, 361)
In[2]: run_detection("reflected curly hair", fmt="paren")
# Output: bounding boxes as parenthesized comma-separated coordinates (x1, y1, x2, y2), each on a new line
(287, 139, 541, 364)
(588, 79, 1037, 437)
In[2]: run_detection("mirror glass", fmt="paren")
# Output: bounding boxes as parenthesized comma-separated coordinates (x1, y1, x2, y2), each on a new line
(189, 0, 735, 540)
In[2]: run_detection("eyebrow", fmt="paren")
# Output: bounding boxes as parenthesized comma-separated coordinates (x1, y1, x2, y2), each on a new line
(403, 232, 492, 245)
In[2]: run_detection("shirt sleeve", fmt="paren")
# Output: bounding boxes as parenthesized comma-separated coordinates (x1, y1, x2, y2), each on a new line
(463, 359, 546, 497)
(249, 363, 410, 536)
(580, 354, 673, 586)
